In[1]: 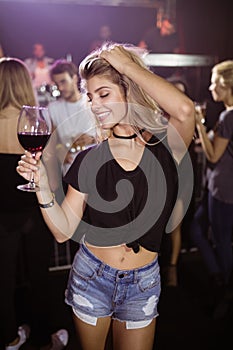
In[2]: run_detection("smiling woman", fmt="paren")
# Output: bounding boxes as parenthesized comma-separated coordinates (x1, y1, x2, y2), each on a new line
(16, 42, 195, 350)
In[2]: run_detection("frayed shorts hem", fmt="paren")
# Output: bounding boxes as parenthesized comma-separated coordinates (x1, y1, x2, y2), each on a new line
(72, 307, 158, 329)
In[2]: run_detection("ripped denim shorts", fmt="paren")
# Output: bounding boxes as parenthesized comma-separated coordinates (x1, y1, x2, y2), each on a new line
(65, 242, 161, 329)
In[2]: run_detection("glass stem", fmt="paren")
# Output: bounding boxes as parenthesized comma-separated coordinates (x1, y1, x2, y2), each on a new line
(29, 171, 36, 189)
(29, 153, 36, 189)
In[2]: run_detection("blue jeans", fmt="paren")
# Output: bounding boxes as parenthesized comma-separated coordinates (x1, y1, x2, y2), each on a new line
(209, 193, 233, 284)
(65, 242, 161, 329)
(190, 190, 220, 276)
(190, 191, 233, 284)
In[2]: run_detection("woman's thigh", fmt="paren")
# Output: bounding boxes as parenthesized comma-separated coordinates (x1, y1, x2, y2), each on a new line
(112, 318, 156, 350)
(73, 314, 112, 350)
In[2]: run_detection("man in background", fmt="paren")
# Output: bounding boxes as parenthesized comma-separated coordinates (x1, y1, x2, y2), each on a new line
(24, 43, 54, 89)
(138, 17, 179, 53)
(47, 59, 96, 178)
(89, 24, 112, 52)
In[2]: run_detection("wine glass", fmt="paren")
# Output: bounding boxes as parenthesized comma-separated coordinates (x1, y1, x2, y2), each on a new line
(17, 105, 52, 192)
(194, 101, 207, 124)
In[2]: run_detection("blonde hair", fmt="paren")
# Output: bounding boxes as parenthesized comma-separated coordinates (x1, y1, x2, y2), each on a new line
(212, 60, 233, 92)
(0, 57, 37, 111)
(79, 43, 167, 138)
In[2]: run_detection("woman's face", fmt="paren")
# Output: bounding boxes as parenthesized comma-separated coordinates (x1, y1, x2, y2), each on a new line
(209, 72, 230, 103)
(86, 75, 127, 129)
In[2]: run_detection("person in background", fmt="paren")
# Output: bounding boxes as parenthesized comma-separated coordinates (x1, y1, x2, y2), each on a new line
(138, 16, 181, 79)
(194, 60, 233, 316)
(89, 24, 112, 53)
(0, 57, 68, 350)
(47, 59, 96, 179)
(17, 43, 194, 350)
(24, 43, 54, 89)
(138, 17, 179, 54)
(189, 104, 223, 294)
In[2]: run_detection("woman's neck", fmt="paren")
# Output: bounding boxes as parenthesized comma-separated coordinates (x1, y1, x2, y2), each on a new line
(112, 125, 143, 139)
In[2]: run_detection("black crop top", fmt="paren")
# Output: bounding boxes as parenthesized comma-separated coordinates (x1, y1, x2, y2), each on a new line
(64, 135, 178, 253)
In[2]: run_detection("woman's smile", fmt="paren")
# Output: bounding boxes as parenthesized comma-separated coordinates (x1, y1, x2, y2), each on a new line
(94, 110, 111, 123)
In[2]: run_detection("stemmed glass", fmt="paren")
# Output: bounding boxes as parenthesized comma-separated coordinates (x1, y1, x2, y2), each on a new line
(194, 101, 207, 124)
(17, 105, 52, 192)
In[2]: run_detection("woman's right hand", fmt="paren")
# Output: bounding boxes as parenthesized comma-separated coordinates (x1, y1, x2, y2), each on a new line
(16, 151, 47, 186)
(195, 109, 205, 127)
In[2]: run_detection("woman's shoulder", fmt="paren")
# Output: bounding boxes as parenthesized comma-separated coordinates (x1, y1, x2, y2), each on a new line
(220, 108, 233, 120)
(218, 108, 233, 130)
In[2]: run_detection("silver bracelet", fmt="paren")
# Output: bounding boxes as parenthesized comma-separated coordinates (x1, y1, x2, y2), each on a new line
(39, 193, 55, 208)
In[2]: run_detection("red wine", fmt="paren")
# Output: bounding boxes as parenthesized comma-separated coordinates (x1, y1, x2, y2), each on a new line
(18, 132, 51, 153)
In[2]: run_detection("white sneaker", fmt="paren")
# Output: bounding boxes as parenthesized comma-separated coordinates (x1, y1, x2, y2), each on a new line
(5, 324, 30, 350)
(51, 329, 69, 350)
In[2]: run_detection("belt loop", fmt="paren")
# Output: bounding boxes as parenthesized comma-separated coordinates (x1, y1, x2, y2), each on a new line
(97, 262, 105, 277)
(134, 269, 138, 283)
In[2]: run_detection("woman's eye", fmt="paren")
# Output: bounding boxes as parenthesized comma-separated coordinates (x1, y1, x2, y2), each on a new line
(100, 93, 109, 98)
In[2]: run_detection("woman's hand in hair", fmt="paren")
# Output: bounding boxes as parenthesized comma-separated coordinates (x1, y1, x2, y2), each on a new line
(100, 45, 134, 75)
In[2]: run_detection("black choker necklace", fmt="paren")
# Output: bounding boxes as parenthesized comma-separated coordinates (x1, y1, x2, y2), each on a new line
(112, 129, 145, 140)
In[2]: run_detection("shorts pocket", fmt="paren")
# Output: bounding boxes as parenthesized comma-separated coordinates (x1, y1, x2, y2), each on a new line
(70, 255, 98, 292)
(138, 267, 160, 292)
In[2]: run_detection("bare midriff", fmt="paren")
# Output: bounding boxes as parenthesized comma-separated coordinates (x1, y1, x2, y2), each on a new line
(85, 242, 157, 270)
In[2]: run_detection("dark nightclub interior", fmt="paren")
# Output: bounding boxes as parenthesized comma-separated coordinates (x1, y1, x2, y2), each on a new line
(1, 0, 233, 66)
(1, 0, 233, 349)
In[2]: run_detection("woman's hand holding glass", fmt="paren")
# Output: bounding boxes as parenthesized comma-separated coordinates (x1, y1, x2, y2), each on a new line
(17, 151, 50, 191)
(194, 101, 207, 126)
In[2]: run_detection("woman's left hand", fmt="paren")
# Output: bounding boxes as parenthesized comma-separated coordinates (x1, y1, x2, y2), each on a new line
(100, 45, 134, 75)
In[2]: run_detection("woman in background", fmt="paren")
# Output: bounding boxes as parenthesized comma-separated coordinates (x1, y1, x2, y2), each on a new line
(194, 60, 233, 314)
(0, 57, 68, 350)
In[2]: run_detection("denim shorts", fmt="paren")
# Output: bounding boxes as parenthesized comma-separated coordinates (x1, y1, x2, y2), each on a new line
(65, 242, 161, 329)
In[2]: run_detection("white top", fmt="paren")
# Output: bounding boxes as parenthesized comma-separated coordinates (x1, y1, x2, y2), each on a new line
(48, 95, 96, 174)
(33, 66, 52, 88)
(48, 95, 96, 146)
